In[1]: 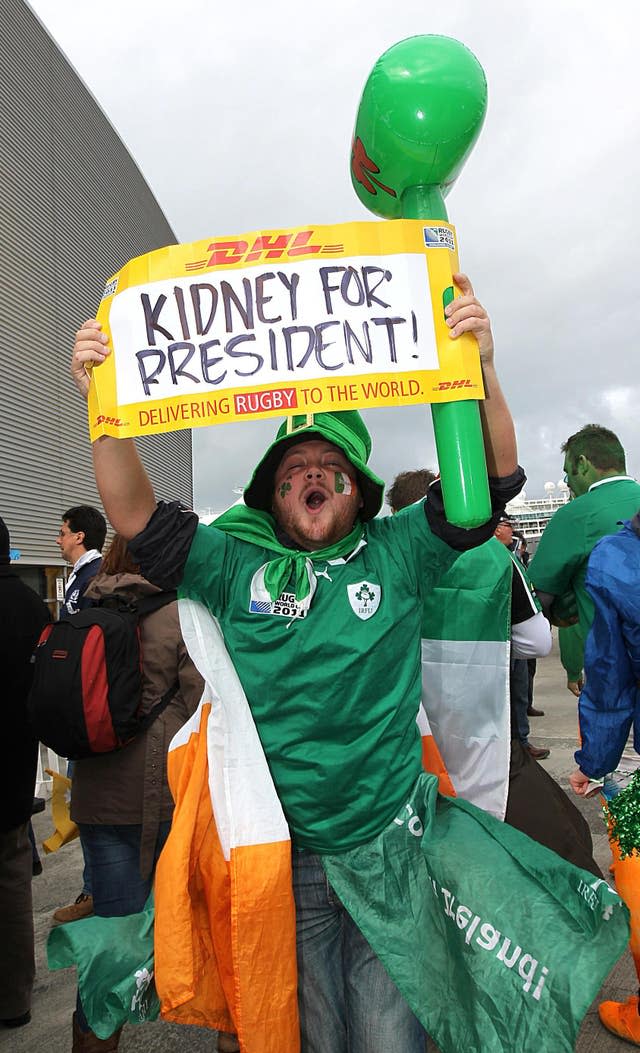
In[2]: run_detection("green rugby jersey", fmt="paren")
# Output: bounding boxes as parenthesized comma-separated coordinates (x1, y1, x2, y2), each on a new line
(180, 500, 454, 853)
(531, 476, 640, 639)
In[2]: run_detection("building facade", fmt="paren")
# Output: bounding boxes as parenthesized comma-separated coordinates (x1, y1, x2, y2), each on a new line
(1, 0, 192, 608)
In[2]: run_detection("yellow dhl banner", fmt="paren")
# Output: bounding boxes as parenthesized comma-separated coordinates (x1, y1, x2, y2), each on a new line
(89, 219, 484, 440)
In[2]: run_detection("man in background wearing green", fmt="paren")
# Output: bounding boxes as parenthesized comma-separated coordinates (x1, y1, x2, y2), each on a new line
(531, 424, 640, 687)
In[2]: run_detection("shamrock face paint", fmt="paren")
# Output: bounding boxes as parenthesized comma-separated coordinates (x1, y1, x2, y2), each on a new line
(272, 439, 364, 549)
(334, 472, 353, 496)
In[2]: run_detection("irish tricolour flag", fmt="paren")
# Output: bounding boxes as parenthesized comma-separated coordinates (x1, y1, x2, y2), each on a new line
(154, 599, 299, 1051)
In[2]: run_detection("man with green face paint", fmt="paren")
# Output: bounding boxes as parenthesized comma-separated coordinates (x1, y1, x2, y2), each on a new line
(531, 424, 640, 690)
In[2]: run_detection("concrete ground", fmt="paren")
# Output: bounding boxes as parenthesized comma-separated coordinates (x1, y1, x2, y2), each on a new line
(2, 635, 635, 1052)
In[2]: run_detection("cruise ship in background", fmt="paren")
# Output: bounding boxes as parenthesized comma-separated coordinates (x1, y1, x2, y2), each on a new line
(507, 481, 571, 552)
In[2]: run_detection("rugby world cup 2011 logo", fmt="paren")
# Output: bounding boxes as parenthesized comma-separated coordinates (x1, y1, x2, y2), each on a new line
(249, 563, 315, 619)
(347, 581, 381, 620)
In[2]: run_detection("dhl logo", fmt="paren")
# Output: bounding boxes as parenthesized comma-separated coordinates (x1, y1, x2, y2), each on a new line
(185, 230, 344, 272)
(435, 379, 473, 391)
(95, 415, 126, 427)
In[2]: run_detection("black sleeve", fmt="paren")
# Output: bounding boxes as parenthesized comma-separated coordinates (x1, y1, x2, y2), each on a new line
(424, 465, 526, 551)
(128, 501, 199, 590)
(510, 560, 539, 625)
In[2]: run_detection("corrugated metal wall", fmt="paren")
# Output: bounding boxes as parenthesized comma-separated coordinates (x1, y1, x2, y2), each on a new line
(0, 0, 192, 566)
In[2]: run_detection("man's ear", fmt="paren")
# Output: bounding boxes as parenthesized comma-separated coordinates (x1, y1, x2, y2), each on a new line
(576, 454, 590, 477)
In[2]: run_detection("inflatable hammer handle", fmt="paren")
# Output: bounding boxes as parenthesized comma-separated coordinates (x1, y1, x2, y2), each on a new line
(402, 187, 491, 528)
(431, 343, 492, 529)
(351, 35, 492, 528)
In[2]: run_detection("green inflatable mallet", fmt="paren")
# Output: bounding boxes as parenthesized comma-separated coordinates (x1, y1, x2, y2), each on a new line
(351, 35, 491, 528)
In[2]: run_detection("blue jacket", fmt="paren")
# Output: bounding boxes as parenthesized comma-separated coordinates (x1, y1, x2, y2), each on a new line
(575, 514, 640, 777)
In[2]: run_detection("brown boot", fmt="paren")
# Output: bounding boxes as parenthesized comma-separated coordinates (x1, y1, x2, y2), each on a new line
(72, 1012, 122, 1051)
(53, 893, 94, 924)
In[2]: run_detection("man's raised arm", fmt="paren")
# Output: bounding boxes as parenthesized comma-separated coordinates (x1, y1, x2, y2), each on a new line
(424, 274, 523, 549)
(71, 320, 157, 539)
(446, 273, 517, 478)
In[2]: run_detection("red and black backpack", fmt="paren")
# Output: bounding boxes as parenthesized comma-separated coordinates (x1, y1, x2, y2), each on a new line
(27, 592, 178, 759)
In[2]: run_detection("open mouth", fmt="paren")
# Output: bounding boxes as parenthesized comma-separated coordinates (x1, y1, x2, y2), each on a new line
(305, 489, 327, 511)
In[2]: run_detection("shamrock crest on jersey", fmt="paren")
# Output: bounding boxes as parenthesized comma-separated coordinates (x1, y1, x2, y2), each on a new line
(347, 581, 381, 620)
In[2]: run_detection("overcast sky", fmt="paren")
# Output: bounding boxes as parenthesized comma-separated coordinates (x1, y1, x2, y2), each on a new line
(31, 0, 640, 512)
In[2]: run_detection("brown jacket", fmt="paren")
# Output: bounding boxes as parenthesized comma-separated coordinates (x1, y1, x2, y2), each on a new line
(70, 572, 204, 876)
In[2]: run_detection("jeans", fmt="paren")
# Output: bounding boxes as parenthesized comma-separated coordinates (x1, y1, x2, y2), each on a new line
(75, 821, 170, 1033)
(510, 656, 530, 745)
(293, 850, 426, 1053)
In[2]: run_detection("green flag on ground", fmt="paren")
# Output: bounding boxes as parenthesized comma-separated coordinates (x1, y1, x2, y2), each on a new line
(47, 895, 159, 1039)
(322, 773, 628, 1053)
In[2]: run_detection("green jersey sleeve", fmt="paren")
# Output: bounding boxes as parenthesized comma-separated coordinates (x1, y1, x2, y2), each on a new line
(559, 623, 585, 681)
